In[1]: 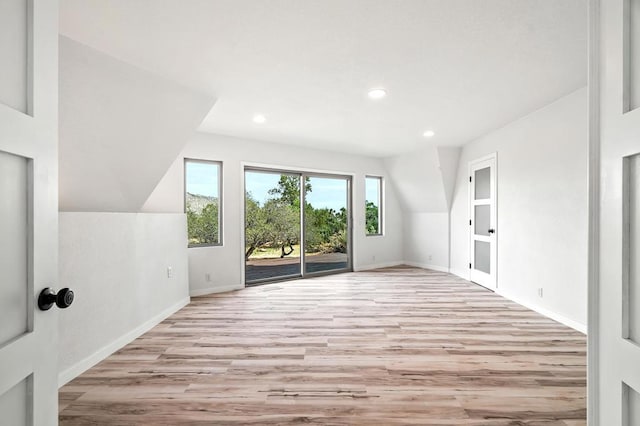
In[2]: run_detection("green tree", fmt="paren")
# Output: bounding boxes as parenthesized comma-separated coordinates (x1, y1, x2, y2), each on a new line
(187, 200, 219, 245)
(365, 201, 379, 234)
(263, 175, 308, 256)
(244, 193, 271, 259)
(263, 199, 300, 256)
(268, 175, 311, 208)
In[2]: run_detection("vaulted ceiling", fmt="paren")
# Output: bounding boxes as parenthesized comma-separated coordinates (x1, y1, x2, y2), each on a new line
(59, 0, 587, 157)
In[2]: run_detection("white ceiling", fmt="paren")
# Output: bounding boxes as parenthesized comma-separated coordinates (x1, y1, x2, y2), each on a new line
(60, 0, 587, 157)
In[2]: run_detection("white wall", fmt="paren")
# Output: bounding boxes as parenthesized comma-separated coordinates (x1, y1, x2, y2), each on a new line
(58, 212, 190, 386)
(449, 87, 588, 330)
(143, 133, 405, 295)
(384, 146, 448, 213)
(403, 212, 450, 272)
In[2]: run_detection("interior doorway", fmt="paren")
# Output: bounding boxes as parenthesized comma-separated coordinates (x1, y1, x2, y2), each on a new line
(244, 168, 352, 285)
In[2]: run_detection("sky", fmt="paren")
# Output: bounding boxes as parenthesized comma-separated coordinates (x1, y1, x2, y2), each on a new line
(186, 164, 380, 210)
(245, 171, 350, 211)
(185, 161, 219, 197)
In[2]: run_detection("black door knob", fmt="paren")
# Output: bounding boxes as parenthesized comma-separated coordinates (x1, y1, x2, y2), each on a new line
(38, 287, 74, 311)
(488, 229, 495, 234)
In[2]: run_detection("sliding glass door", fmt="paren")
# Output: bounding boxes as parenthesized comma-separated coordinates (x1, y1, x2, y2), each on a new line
(244, 168, 351, 285)
(304, 176, 350, 274)
(245, 171, 302, 283)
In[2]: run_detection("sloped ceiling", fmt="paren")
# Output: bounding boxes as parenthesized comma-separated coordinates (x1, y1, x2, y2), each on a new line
(59, 36, 216, 212)
(385, 146, 461, 213)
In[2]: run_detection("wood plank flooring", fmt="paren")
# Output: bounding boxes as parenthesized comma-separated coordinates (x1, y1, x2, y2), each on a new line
(59, 266, 586, 425)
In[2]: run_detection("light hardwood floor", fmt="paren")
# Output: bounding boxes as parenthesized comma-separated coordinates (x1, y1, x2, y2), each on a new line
(59, 266, 586, 425)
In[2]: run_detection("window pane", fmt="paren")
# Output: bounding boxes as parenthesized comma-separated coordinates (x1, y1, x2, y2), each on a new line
(474, 205, 490, 237)
(474, 167, 491, 200)
(474, 240, 490, 274)
(305, 176, 349, 274)
(365, 176, 382, 235)
(185, 161, 221, 245)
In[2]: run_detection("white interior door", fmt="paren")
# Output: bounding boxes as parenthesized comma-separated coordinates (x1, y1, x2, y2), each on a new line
(596, 0, 640, 423)
(469, 154, 497, 291)
(0, 1, 59, 425)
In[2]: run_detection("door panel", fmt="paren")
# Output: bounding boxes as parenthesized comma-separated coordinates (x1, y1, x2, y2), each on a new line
(474, 240, 491, 274)
(0, 0, 29, 113)
(245, 170, 302, 284)
(623, 382, 640, 425)
(625, 154, 640, 344)
(469, 155, 497, 290)
(304, 175, 350, 275)
(474, 205, 490, 236)
(0, 151, 29, 346)
(474, 167, 491, 199)
(0, 1, 58, 424)
(0, 375, 31, 426)
(597, 0, 640, 422)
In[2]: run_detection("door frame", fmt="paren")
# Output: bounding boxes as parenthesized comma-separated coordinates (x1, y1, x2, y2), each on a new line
(241, 164, 354, 286)
(587, 0, 599, 424)
(468, 152, 498, 291)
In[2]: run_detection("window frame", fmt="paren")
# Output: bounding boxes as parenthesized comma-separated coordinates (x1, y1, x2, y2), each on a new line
(184, 158, 223, 247)
(365, 175, 384, 236)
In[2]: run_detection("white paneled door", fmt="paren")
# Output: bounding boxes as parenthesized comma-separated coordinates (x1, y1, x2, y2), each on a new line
(0, 0, 59, 425)
(469, 154, 497, 291)
(596, 0, 640, 423)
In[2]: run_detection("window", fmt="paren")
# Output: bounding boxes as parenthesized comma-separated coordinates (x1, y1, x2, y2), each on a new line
(185, 159, 222, 246)
(365, 176, 383, 235)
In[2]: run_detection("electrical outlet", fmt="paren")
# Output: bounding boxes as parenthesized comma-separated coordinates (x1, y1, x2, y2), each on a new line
(167, 267, 173, 279)
(538, 288, 543, 298)
(205, 273, 212, 282)
(372, 255, 376, 262)
(428, 255, 432, 261)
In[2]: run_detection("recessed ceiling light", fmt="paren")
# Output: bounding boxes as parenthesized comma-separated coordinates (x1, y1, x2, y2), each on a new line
(253, 114, 266, 124)
(367, 88, 387, 99)
(423, 130, 435, 138)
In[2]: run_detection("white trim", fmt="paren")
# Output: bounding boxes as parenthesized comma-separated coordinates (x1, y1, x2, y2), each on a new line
(353, 260, 404, 271)
(190, 284, 244, 297)
(57, 297, 190, 388)
(587, 0, 600, 423)
(497, 289, 587, 335)
(240, 162, 246, 286)
(241, 161, 355, 178)
(402, 261, 449, 273)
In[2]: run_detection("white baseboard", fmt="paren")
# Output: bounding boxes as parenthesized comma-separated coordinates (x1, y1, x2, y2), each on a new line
(402, 261, 449, 273)
(353, 260, 404, 272)
(496, 290, 587, 334)
(58, 297, 190, 388)
(419, 266, 586, 334)
(190, 284, 244, 297)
